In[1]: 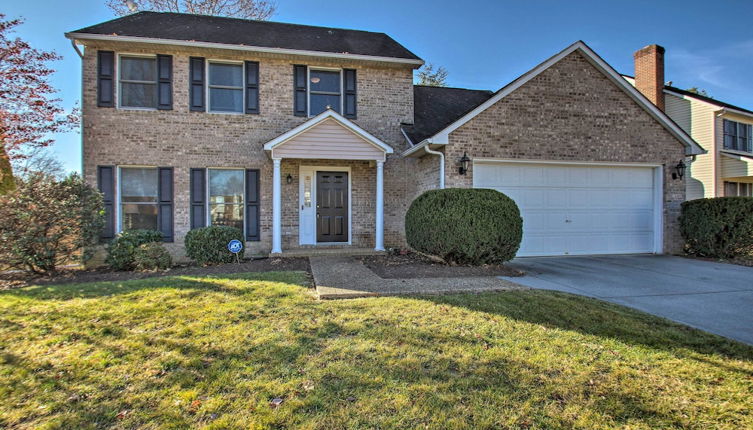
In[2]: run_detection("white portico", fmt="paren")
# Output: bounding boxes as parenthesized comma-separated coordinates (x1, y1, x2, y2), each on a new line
(263, 110, 393, 254)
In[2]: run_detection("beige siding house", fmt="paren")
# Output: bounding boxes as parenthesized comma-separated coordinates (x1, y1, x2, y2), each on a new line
(67, 13, 703, 259)
(625, 48, 753, 200)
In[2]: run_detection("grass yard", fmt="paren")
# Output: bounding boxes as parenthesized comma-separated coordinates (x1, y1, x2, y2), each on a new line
(1, 272, 752, 429)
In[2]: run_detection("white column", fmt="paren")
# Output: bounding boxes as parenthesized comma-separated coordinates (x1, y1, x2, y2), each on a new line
(375, 160, 385, 251)
(271, 158, 282, 254)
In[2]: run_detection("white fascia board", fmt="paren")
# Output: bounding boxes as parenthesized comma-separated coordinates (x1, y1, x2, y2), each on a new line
(263, 109, 393, 154)
(401, 139, 447, 157)
(664, 89, 753, 120)
(65, 32, 425, 67)
(427, 41, 705, 156)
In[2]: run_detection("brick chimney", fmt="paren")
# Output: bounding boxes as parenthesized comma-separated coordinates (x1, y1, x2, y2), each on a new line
(634, 44, 665, 111)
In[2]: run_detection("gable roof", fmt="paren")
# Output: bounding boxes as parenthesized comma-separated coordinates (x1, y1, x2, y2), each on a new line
(402, 85, 493, 144)
(263, 109, 393, 160)
(404, 41, 705, 156)
(66, 12, 423, 66)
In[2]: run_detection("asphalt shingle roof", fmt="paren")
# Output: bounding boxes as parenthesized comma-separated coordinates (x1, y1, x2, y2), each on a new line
(68, 12, 422, 62)
(403, 85, 493, 144)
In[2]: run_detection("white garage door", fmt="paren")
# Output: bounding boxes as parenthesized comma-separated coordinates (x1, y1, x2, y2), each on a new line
(473, 161, 661, 257)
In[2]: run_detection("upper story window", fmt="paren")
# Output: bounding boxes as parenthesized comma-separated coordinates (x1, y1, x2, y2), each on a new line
(723, 119, 753, 153)
(309, 69, 342, 116)
(119, 55, 158, 109)
(208, 62, 244, 113)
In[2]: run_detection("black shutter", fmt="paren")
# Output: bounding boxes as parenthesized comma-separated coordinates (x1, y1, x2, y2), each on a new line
(97, 166, 115, 241)
(293, 65, 307, 116)
(245, 61, 259, 114)
(343, 68, 357, 119)
(157, 167, 174, 242)
(97, 51, 115, 107)
(189, 57, 206, 112)
(157, 55, 173, 110)
(245, 169, 260, 241)
(190, 168, 206, 229)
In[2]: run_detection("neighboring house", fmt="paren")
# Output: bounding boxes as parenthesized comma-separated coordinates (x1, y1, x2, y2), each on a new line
(625, 45, 753, 200)
(66, 12, 703, 258)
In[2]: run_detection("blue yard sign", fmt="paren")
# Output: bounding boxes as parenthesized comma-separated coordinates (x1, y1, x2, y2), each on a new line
(228, 240, 243, 263)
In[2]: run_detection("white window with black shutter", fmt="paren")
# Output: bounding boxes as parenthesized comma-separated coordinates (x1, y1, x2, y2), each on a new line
(190, 168, 260, 241)
(294, 66, 356, 118)
(115, 166, 174, 242)
(189, 58, 259, 114)
(116, 54, 172, 110)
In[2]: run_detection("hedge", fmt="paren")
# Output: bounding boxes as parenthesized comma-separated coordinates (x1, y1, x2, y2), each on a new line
(133, 242, 172, 271)
(106, 230, 164, 271)
(405, 188, 523, 265)
(185, 226, 244, 265)
(679, 197, 753, 259)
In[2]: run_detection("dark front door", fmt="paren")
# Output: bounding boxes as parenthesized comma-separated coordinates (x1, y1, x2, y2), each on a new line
(317, 171, 348, 242)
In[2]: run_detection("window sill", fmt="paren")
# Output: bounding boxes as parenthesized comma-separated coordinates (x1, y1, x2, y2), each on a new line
(721, 149, 753, 157)
(117, 106, 158, 112)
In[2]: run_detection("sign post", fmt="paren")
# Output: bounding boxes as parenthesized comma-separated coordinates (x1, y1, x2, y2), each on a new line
(227, 239, 243, 264)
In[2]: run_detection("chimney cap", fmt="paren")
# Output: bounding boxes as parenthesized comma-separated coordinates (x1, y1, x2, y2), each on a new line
(635, 44, 666, 57)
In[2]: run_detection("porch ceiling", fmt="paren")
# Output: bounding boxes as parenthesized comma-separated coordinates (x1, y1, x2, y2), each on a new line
(263, 110, 393, 162)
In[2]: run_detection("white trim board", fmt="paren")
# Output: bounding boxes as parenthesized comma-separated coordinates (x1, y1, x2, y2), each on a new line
(65, 33, 424, 67)
(416, 41, 704, 156)
(263, 109, 393, 160)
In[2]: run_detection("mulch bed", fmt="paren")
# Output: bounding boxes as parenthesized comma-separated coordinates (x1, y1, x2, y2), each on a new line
(0, 257, 311, 290)
(359, 253, 523, 279)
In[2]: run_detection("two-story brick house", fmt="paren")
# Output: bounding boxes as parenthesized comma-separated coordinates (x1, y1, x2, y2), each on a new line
(67, 12, 704, 258)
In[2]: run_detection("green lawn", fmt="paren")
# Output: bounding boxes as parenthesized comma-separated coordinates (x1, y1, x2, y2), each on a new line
(1, 273, 752, 429)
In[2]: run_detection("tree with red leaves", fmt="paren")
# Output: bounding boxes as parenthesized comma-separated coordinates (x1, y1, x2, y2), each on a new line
(0, 14, 78, 192)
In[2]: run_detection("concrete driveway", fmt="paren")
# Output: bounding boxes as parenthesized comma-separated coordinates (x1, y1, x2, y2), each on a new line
(501, 255, 753, 345)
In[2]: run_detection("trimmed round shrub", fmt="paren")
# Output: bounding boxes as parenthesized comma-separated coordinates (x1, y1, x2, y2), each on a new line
(679, 197, 753, 259)
(133, 242, 172, 271)
(106, 229, 164, 271)
(405, 188, 523, 265)
(185, 226, 244, 265)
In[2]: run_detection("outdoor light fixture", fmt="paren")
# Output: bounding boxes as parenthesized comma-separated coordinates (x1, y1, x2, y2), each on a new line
(672, 160, 686, 180)
(459, 152, 471, 175)
(286, 173, 293, 184)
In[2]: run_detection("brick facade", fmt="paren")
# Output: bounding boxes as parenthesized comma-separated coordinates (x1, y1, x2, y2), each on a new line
(81, 41, 688, 257)
(442, 51, 687, 253)
(80, 41, 413, 257)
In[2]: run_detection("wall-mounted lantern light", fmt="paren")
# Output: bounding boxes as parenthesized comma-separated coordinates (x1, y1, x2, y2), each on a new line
(286, 173, 293, 184)
(459, 152, 471, 175)
(672, 160, 686, 180)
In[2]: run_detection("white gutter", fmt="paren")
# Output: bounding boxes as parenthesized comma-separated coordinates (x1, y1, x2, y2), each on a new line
(70, 39, 84, 59)
(423, 146, 445, 189)
(65, 33, 425, 67)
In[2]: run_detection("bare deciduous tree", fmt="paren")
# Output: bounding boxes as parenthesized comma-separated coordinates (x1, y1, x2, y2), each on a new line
(416, 63, 449, 87)
(106, 0, 277, 20)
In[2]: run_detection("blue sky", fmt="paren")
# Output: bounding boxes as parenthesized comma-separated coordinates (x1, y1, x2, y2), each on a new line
(7, 0, 753, 173)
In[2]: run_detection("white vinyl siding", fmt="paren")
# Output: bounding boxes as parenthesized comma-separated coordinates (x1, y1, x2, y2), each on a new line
(272, 118, 385, 160)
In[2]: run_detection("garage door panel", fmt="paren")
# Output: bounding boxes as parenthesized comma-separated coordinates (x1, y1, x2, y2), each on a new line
(474, 162, 659, 256)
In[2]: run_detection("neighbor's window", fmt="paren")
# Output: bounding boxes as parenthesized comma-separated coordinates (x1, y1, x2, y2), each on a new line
(723, 119, 753, 153)
(724, 181, 753, 197)
(119, 56, 158, 108)
(309, 69, 341, 116)
(209, 169, 244, 231)
(120, 167, 159, 231)
(208, 62, 244, 113)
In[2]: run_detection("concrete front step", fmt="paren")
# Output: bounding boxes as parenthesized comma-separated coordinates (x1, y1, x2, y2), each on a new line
(274, 247, 386, 257)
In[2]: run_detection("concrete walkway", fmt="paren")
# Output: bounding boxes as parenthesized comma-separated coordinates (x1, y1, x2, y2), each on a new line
(311, 256, 525, 299)
(501, 255, 753, 345)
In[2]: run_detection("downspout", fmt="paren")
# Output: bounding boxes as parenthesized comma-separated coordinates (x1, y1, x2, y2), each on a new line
(70, 39, 84, 59)
(423, 145, 445, 189)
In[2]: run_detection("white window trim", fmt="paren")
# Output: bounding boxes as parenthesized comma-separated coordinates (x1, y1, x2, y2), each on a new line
(307, 66, 344, 117)
(117, 53, 159, 111)
(206, 167, 247, 238)
(206, 59, 245, 115)
(116, 165, 160, 234)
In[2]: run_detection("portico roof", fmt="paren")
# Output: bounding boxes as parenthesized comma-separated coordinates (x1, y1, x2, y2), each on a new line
(263, 110, 393, 161)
